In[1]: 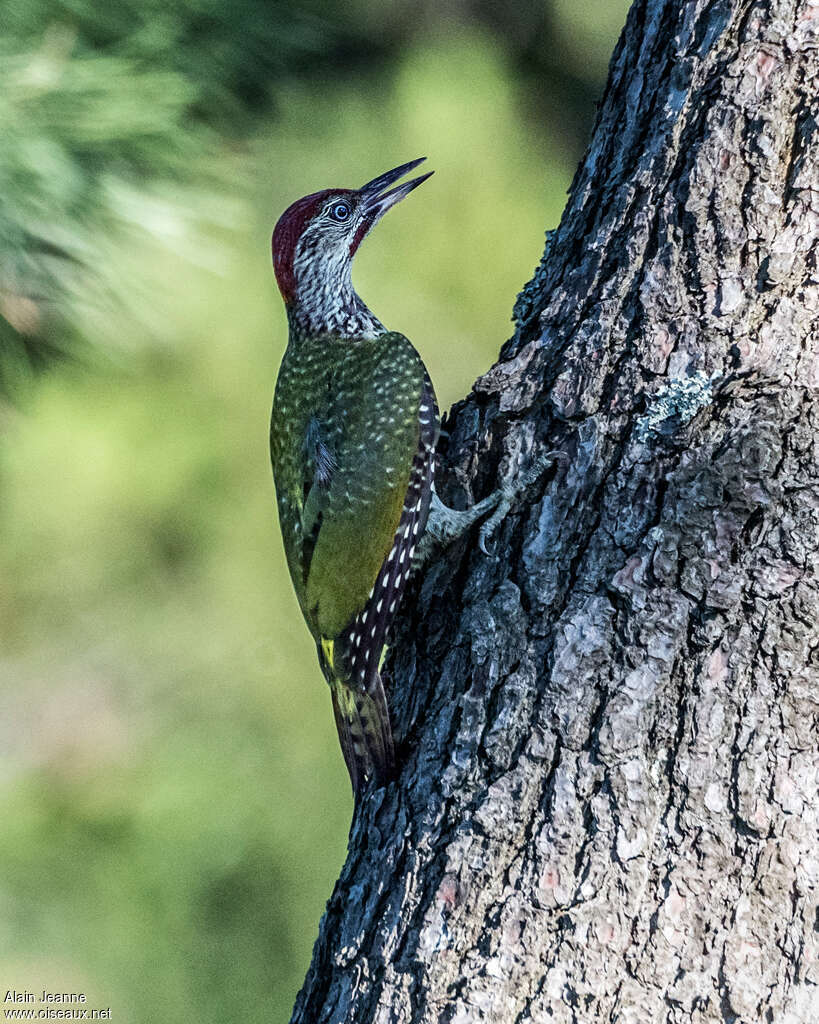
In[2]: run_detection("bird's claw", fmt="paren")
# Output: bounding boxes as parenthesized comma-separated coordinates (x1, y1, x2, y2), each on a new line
(478, 531, 494, 557)
(477, 500, 509, 557)
(417, 449, 564, 566)
(477, 449, 564, 558)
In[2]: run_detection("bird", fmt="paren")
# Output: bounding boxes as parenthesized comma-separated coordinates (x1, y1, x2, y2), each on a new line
(269, 158, 548, 797)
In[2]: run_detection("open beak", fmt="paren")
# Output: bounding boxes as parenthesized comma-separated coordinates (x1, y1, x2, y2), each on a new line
(358, 157, 433, 221)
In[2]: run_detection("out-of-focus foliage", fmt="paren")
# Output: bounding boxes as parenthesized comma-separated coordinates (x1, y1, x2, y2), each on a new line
(3, 0, 393, 127)
(0, 3, 630, 1022)
(0, 0, 390, 392)
(0, 25, 197, 390)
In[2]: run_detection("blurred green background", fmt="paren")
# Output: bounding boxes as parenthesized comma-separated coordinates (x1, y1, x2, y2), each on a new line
(0, 2, 629, 1020)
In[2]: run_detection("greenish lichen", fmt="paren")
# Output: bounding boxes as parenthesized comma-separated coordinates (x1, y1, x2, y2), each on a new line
(635, 370, 719, 444)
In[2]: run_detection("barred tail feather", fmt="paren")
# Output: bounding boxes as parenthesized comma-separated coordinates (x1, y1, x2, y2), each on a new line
(330, 675, 395, 797)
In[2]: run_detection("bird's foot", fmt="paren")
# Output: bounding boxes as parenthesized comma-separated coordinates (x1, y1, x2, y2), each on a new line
(414, 449, 562, 568)
(476, 449, 564, 556)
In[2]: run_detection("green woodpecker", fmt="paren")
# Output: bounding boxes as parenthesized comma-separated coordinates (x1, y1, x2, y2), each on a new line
(270, 159, 529, 796)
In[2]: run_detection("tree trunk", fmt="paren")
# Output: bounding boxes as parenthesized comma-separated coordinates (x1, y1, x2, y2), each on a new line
(290, 0, 819, 1020)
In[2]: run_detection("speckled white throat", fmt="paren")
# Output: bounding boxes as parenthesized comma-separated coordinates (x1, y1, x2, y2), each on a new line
(287, 224, 384, 339)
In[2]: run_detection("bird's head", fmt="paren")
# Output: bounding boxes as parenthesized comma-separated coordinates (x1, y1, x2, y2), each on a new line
(272, 158, 433, 330)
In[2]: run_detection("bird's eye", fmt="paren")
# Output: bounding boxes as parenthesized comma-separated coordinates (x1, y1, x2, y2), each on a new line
(329, 201, 351, 222)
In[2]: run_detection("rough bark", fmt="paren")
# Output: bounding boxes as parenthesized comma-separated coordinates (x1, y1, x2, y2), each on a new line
(290, 0, 819, 1021)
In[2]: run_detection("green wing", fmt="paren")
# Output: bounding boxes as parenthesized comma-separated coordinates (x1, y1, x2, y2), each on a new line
(270, 331, 428, 640)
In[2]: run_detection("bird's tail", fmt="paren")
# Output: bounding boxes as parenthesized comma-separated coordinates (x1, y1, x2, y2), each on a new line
(329, 672, 395, 798)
